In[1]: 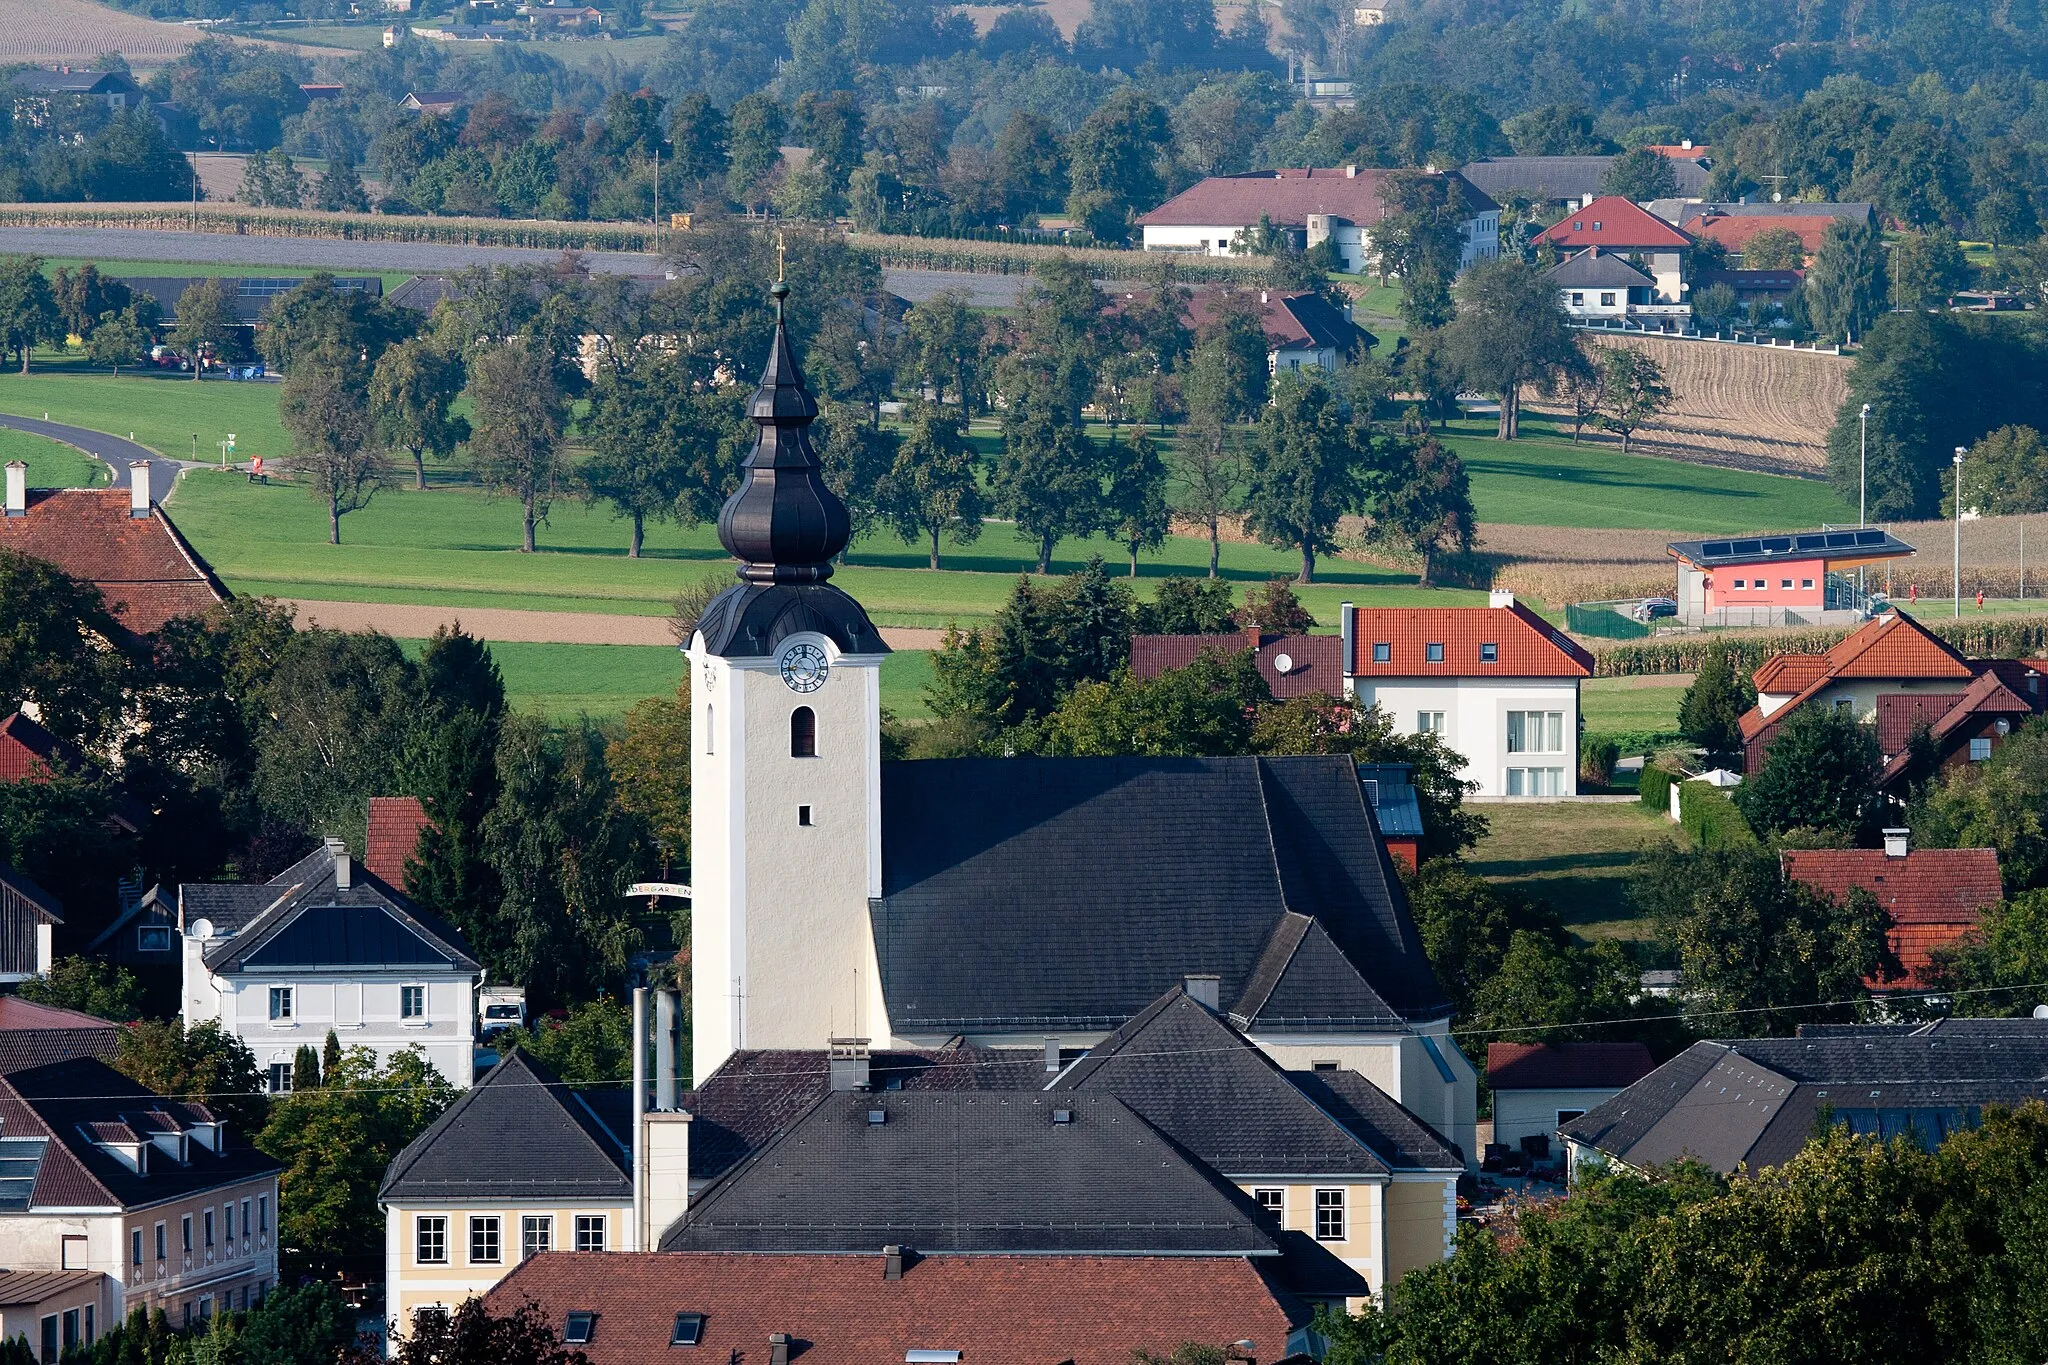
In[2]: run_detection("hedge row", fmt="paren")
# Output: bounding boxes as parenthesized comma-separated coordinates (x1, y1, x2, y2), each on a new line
(1638, 765, 1676, 812)
(1591, 613, 2048, 677)
(849, 232, 1274, 282)
(1679, 781, 1758, 850)
(0, 203, 663, 251)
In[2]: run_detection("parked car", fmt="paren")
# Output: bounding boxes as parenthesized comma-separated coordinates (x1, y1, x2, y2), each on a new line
(478, 986, 527, 1036)
(1632, 596, 1678, 622)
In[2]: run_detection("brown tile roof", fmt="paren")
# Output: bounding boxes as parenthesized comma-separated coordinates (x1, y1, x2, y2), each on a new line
(1875, 693, 1966, 756)
(0, 489, 227, 634)
(0, 995, 120, 1074)
(1682, 211, 1831, 256)
(0, 711, 73, 782)
(1873, 673, 2036, 785)
(484, 1251, 1312, 1364)
(365, 796, 432, 892)
(1486, 1042, 1655, 1091)
(1137, 166, 1496, 229)
(1347, 601, 1593, 677)
(1782, 846, 2002, 988)
(1536, 196, 1693, 250)
(1128, 631, 1345, 699)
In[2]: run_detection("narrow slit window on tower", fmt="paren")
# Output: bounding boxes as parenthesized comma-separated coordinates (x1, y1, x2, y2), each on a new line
(798, 805, 814, 827)
(791, 706, 816, 757)
(704, 706, 713, 754)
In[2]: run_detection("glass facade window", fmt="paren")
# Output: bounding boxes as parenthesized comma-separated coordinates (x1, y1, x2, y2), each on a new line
(1506, 711, 1564, 753)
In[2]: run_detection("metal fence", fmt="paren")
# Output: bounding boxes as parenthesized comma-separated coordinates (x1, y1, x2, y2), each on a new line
(1566, 600, 1654, 639)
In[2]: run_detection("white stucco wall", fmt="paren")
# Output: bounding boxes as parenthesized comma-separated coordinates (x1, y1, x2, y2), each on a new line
(187, 962, 476, 1090)
(1349, 676, 1583, 797)
(1490, 1086, 1623, 1153)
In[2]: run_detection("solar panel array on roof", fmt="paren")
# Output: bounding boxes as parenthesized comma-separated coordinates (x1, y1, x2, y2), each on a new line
(1671, 528, 1911, 568)
(0, 1137, 46, 1210)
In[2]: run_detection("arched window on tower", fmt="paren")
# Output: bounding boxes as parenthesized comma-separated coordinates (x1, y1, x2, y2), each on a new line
(790, 706, 817, 758)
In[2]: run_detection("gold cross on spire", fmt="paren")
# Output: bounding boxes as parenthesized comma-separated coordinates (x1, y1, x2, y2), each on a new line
(776, 229, 787, 283)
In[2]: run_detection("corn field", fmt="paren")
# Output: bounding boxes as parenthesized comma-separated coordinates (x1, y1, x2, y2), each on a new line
(851, 232, 1273, 283)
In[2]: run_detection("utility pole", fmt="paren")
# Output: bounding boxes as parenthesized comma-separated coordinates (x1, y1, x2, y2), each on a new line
(1858, 403, 1870, 526)
(1954, 447, 1966, 619)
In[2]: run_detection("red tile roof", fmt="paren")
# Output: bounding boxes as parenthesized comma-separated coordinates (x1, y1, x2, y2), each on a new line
(0, 712, 71, 783)
(1137, 166, 1497, 229)
(1129, 631, 1345, 699)
(1752, 654, 1830, 693)
(1348, 601, 1593, 678)
(1682, 211, 1830, 256)
(485, 1252, 1311, 1365)
(1874, 692, 1965, 756)
(1741, 612, 1977, 744)
(1782, 846, 2002, 989)
(365, 796, 432, 892)
(1873, 673, 2036, 786)
(1643, 143, 1711, 160)
(1535, 196, 1693, 250)
(1486, 1042, 1655, 1091)
(0, 489, 227, 634)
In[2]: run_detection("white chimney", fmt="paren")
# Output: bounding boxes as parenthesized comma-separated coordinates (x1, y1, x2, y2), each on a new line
(1043, 1037, 1061, 1073)
(1259, 290, 1269, 304)
(1345, 164, 1358, 178)
(641, 1110, 691, 1247)
(1681, 138, 1694, 150)
(1883, 828, 1910, 858)
(1184, 974, 1221, 1010)
(1490, 589, 1517, 608)
(1339, 601, 1356, 698)
(128, 461, 150, 519)
(4, 461, 23, 516)
(326, 836, 350, 888)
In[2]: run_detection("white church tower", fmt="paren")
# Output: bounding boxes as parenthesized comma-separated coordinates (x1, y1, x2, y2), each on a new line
(687, 282, 893, 1086)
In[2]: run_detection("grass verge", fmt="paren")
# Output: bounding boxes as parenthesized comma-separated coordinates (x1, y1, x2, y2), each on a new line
(1468, 801, 1683, 942)
(0, 428, 110, 488)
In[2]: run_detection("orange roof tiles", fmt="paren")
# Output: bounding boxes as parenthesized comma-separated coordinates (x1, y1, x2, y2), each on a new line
(485, 1252, 1310, 1365)
(365, 796, 432, 893)
(1783, 847, 2000, 989)
(1819, 612, 1972, 680)
(0, 489, 226, 634)
(1752, 654, 1830, 693)
(1348, 602, 1593, 677)
(1535, 196, 1693, 250)
(1682, 212, 1829, 256)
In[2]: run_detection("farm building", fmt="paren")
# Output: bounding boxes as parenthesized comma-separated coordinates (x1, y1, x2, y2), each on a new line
(1136, 167, 1499, 272)
(1458, 153, 1710, 209)
(1665, 527, 1915, 626)
(1680, 203, 1875, 262)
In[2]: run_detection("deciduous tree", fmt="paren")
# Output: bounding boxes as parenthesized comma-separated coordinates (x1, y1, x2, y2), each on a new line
(879, 400, 984, 569)
(1442, 256, 1579, 439)
(467, 341, 570, 552)
(1106, 425, 1170, 577)
(1242, 375, 1367, 583)
(1371, 436, 1474, 586)
(371, 336, 468, 491)
(1597, 347, 1672, 454)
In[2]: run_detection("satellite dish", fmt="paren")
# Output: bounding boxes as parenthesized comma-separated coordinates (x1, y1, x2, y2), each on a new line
(1274, 653, 1295, 674)
(2033, 1004, 2048, 1019)
(191, 919, 214, 941)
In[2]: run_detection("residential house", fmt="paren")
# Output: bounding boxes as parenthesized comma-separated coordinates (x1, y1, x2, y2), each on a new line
(178, 839, 482, 1093)
(1049, 987, 1463, 1299)
(8, 70, 144, 127)
(0, 1058, 280, 1339)
(1136, 166, 1499, 272)
(116, 276, 381, 330)
(365, 796, 432, 893)
(0, 997, 120, 1075)
(0, 1270, 107, 1363)
(1546, 249, 1661, 321)
(1783, 834, 2002, 989)
(1457, 154, 1710, 209)
(398, 90, 470, 114)
(1189, 289, 1376, 375)
(1129, 628, 1345, 699)
(1485, 1042, 1654, 1158)
(1666, 527, 1917, 626)
(1533, 197, 1694, 326)
(1679, 202, 1876, 263)
(86, 885, 180, 969)
(1737, 610, 2048, 774)
(681, 281, 1477, 1168)
(1562, 1020, 2048, 1177)
(0, 463, 226, 636)
(1691, 266, 1805, 308)
(378, 1050, 632, 1332)
(1343, 592, 1596, 797)
(0, 866, 61, 985)
(485, 1250, 1316, 1365)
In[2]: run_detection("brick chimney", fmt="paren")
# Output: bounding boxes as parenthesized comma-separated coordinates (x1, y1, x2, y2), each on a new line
(128, 461, 150, 519)
(4, 461, 23, 517)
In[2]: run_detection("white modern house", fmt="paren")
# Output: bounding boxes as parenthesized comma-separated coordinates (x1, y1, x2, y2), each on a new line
(1341, 593, 1596, 798)
(177, 840, 482, 1092)
(1137, 166, 1500, 272)
(1534, 196, 1694, 327)
(1545, 249, 1661, 321)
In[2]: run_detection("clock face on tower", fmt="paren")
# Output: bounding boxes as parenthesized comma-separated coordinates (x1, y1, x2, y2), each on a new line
(779, 642, 829, 693)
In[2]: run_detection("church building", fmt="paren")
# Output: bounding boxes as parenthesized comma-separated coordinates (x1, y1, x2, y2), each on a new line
(685, 284, 1477, 1159)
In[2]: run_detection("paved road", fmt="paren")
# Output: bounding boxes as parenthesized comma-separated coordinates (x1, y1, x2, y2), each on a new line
(283, 598, 948, 650)
(0, 412, 181, 501)
(0, 227, 1033, 307)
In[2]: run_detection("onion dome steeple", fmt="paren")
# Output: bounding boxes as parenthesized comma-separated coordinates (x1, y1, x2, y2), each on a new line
(690, 283, 888, 661)
(715, 282, 850, 585)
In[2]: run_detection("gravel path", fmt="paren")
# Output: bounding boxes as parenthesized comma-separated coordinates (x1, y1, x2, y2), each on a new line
(282, 598, 946, 650)
(0, 227, 1032, 305)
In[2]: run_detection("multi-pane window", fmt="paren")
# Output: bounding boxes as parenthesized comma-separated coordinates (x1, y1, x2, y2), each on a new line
(1970, 737, 1994, 761)
(573, 1215, 606, 1252)
(1315, 1188, 1347, 1241)
(1480, 643, 1498, 663)
(266, 1063, 292, 1095)
(1416, 711, 1444, 735)
(1506, 710, 1564, 754)
(522, 1216, 553, 1259)
(416, 1216, 448, 1265)
(1599, 291, 1616, 307)
(1254, 1188, 1284, 1215)
(469, 1216, 501, 1265)
(1506, 767, 1566, 797)
(401, 985, 426, 1020)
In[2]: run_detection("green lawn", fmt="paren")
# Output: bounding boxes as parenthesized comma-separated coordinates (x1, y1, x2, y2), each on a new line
(1581, 674, 1690, 738)
(1469, 801, 1683, 942)
(0, 364, 288, 464)
(0, 429, 110, 488)
(241, 22, 388, 48)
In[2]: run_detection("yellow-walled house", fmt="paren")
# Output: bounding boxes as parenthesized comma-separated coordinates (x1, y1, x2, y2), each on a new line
(378, 1050, 632, 1338)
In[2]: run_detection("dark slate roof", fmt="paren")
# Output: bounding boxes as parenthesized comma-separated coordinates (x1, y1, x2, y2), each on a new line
(379, 1049, 630, 1203)
(195, 846, 479, 974)
(0, 1059, 278, 1211)
(1562, 1028, 2048, 1173)
(872, 755, 1448, 1035)
(1285, 1068, 1464, 1169)
(10, 70, 140, 96)
(1276, 293, 1376, 354)
(693, 581, 891, 660)
(660, 1092, 1281, 1256)
(1053, 988, 1457, 1175)
(685, 1046, 1046, 1182)
(1546, 250, 1656, 288)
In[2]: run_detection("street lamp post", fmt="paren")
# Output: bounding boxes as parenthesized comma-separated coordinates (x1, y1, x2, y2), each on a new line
(1859, 403, 1870, 527)
(1955, 447, 1966, 619)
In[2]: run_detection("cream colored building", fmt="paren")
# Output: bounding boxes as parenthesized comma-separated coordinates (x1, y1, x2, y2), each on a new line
(378, 1049, 633, 1337)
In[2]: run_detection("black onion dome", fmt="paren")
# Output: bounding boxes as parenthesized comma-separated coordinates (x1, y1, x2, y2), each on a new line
(715, 282, 850, 585)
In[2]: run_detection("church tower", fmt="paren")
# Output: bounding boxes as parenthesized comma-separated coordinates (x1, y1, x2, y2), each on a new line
(687, 283, 892, 1086)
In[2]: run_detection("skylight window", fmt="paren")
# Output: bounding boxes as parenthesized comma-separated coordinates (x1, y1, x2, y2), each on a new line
(564, 1312, 595, 1345)
(671, 1313, 704, 1347)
